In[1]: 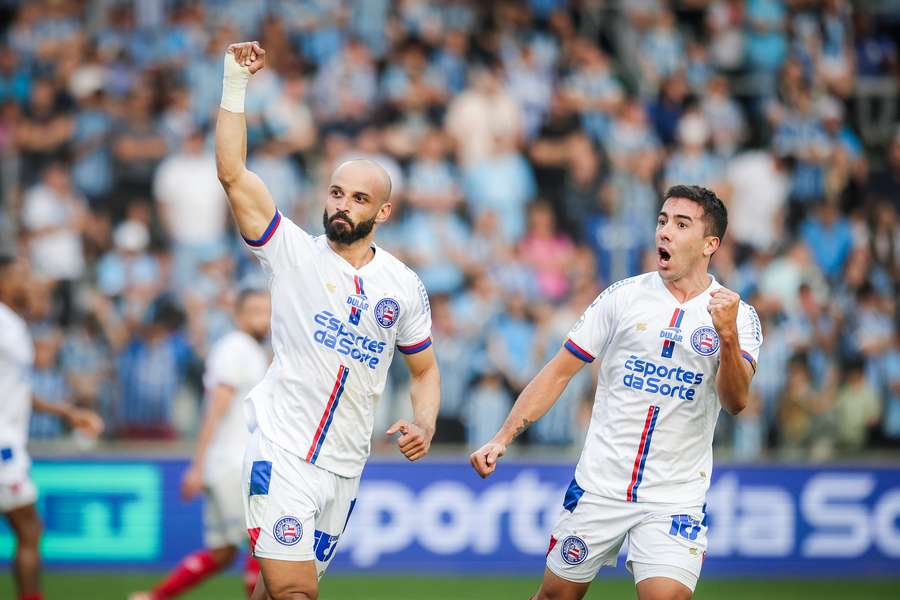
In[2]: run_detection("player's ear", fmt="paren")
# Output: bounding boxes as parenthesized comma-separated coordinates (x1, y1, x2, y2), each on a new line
(703, 236, 720, 257)
(375, 201, 392, 224)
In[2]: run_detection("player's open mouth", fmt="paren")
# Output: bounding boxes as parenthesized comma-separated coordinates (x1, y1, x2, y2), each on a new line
(657, 247, 671, 267)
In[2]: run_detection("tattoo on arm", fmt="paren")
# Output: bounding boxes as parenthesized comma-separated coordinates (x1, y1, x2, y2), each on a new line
(513, 418, 534, 439)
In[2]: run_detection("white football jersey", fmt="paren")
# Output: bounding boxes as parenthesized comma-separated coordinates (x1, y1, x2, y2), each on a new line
(243, 212, 432, 478)
(202, 329, 270, 483)
(0, 302, 34, 483)
(565, 272, 762, 506)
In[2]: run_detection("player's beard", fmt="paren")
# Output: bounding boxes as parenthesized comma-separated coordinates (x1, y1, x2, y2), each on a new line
(323, 210, 376, 245)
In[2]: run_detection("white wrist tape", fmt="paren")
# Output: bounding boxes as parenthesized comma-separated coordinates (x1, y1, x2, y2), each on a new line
(221, 52, 251, 113)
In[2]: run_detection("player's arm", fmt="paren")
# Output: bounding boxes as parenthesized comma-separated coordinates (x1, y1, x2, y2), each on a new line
(388, 346, 440, 462)
(181, 383, 234, 500)
(470, 347, 587, 478)
(709, 288, 755, 415)
(32, 397, 104, 438)
(215, 41, 277, 241)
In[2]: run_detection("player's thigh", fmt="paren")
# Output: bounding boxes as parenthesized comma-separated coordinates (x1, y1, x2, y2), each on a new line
(533, 567, 591, 600)
(635, 575, 693, 600)
(243, 430, 319, 562)
(257, 556, 318, 600)
(545, 485, 639, 584)
(310, 473, 359, 578)
(627, 506, 707, 596)
(3, 500, 42, 546)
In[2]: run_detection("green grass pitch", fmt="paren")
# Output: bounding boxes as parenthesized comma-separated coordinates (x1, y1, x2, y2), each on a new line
(2, 573, 899, 599)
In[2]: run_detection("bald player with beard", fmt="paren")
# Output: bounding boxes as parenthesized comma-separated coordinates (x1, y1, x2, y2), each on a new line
(216, 42, 441, 600)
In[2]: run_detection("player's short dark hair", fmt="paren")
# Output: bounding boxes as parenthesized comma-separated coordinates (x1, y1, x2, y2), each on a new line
(663, 185, 728, 240)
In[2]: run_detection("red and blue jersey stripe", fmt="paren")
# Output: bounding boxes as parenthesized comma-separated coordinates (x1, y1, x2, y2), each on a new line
(564, 338, 595, 363)
(661, 308, 685, 358)
(243, 211, 282, 247)
(349, 275, 365, 325)
(627, 404, 660, 502)
(306, 365, 350, 464)
(397, 338, 432, 354)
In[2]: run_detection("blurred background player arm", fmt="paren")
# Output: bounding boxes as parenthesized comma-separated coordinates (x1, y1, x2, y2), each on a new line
(387, 346, 441, 462)
(215, 41, 278, 242)
(181, 383, 235, 500)
(32, 397, 104, 438)
(470, 347, 587, 478)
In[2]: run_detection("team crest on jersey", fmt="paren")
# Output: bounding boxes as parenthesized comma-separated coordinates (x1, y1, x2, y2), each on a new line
(374, 298, 400, 328)
(690, 326, 720, 356)
(273, 516, 303, 546)
(560, 536, 588, 565)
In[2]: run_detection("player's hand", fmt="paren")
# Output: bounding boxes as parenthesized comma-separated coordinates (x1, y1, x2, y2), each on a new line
(386, 420, 432, 461)
(708, 288, 740, 337)
(469, 441, 506, 479)
(181, 465, 204, 501)
(65, 407, 104, 438)
(226, 41, 266, 74)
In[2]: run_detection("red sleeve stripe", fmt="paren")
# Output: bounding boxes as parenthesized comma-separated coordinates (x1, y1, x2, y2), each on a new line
(398, 338, 432, 355)
(564, 338, 595, 363)
(243, 211, 282, 247)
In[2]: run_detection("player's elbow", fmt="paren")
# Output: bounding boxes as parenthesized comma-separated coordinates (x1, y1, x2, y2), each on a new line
(216, 165, 243, 188)
(722, 395, 747, 416)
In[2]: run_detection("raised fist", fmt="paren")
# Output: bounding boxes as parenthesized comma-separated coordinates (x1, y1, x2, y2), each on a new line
(226, 41, 266, 74)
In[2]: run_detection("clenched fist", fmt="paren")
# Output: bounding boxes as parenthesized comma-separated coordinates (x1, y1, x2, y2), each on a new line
(386, 420, 432, 462)
(227, 41, 266, 74)
(469, 441, 506, 479)
(707, 288, 740, 338)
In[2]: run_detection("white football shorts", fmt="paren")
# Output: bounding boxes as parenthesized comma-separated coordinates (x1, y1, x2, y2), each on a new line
(242, 428, 359, 578)
(546, 478, 707, 592)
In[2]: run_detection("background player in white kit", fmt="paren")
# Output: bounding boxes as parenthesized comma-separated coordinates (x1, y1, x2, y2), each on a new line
(216, 42, 441, 600)
(131, 289, 271, 600)
(471, 185, 762, 600)
(0, 257, 104, 600)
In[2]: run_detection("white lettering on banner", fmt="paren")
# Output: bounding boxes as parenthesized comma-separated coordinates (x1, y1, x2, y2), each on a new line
(802, 475, 875, 558)
(419, 482, 474, 554)
(344, 482, 416, 567)
(706, 474, 793, 557)
(341, 472, 566, 565)
(340, 469, 900, 567)
(873, 489, 900, 557)
(736, 487, 794, 556)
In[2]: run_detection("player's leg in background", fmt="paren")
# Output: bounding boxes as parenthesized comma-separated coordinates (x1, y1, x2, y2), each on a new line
(128, 543, 239, 600)
(634, 574, 693, 600)
(244, 554, 261, 597)
(254, 557, 318, 600)
(3, 502, 43, 600)
(532, 568, 591, 600)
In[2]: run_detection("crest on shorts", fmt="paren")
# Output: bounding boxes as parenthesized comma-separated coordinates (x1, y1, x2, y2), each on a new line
(374, 298, 400, 328)
(273, 516, 303, 546)
(690, 326, 720, 356)
(560, 535, 589, 565)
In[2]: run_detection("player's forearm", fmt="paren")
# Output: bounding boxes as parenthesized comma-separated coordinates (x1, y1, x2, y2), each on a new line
(716, 334, 751, 415)
(492, 364, 571, 446)
(215, 107, 248, 186)
(409, 365, 440, 437)
(32, 397, 78, 423)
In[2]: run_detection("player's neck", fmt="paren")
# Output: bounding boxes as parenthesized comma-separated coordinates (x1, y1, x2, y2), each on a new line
(661, 270, 712, 304)
(327, 238, 376, 270)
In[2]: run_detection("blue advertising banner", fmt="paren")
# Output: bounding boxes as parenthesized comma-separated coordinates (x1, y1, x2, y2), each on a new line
(2, 459, 899, 577)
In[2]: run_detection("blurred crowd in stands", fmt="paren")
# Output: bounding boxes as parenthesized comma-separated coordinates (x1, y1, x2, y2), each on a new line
(0, 0, 898, 461)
